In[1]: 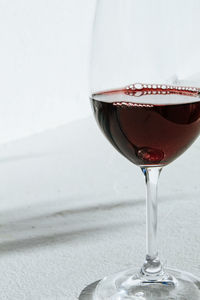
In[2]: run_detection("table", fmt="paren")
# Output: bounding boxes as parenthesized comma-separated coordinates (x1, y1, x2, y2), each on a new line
(0, 117, 199, 299)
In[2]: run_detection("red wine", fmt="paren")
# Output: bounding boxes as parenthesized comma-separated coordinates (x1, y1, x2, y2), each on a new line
(91, 83, 200, 166)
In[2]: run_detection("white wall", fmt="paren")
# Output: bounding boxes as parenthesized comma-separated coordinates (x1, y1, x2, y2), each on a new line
(0, 0, 95, 144)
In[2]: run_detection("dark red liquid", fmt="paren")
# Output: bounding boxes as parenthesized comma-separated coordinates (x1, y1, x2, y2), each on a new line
(91, 84, 200, 166)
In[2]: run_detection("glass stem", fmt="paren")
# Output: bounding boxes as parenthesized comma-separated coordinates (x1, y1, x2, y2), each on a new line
(141, 167, 164, 280)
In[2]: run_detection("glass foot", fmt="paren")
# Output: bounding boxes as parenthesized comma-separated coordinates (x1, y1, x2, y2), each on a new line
(79, 268, 200, 300)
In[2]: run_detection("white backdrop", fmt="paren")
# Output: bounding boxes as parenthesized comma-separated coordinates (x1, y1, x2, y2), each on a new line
(0, 0, 95, 144)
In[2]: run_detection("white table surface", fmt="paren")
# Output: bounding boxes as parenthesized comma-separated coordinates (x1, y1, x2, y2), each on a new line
(0, 117, 199, 299)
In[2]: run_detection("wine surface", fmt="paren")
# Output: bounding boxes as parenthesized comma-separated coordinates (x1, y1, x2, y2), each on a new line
(91, 84, 200, 166)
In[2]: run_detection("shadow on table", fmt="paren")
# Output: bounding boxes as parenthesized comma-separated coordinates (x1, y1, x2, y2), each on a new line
(79, 280, 99, 300)
(0, 197, 145, 255)
(0, 176, 189, 256)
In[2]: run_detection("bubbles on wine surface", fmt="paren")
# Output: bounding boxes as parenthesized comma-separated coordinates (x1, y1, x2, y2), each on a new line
(133, 83, 143, 90)
(93, 83, 200, 105)
(113, 102, 153, 108)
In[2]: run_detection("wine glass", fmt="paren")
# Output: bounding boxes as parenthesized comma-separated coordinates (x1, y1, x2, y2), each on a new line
(87, 0, 200, 299)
